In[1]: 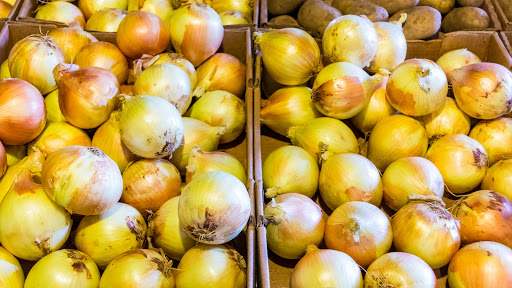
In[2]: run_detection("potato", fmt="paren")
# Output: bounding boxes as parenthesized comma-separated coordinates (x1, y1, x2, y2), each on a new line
(298, 0, 342, 37)
(268, 0, 306, 15)
(442, 7, 490, 32)
(389, 6, 441, 40)
(332, 0, 388, 22)
(457, 0, 484, 6)
(498, 0, 512, 20)
(370, 0, 419, 14)
(418, 0, 455, 14)
(266, 15, 302, 28)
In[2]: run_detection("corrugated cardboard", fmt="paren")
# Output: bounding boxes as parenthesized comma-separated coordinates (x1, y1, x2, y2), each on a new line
(493, 0, 512, 30)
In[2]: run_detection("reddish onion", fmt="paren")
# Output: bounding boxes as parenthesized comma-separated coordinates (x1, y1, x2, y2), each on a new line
(74, 41, 129, 84)
(469, 117, 512, 165)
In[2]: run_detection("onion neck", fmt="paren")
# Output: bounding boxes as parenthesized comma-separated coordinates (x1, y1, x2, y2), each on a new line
(264, 199, 285, 225)
(305, 244, 319, 254)
(366, 272, 395, 288)
(265, 187, 280, 198)
(346, 218, 361, 243)
(287, 126, 299, 140)
(253, 32, 263, 45)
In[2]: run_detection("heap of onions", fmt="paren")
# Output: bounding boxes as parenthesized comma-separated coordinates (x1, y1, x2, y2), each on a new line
(27, 122, 91, 157)
(219, 10, 251, 25)
(78, 0, 127, 19)
(436, 48, 482, 82)
(85, 8, 127, 32)
(74, 41, 129, 84)
(47, 23, 98, 63)
(469, 117, 512, 165)
(194, 53, 246, 98)
(0, 247, 24, 287)
(369, 16, 407, 73)
(127, 0, 174, 21)
(45, 90, 67, 123)
(186, 148, 247, 184)
(417, 97, 471, 141)
(35, 2, 86, 27)
(5, 144, 25, 166)
(481, 159, 512, 200)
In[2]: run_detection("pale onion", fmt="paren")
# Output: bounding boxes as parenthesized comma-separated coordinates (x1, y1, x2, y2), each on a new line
(0, 79, 46, 145)
(27, 122, 91, 157)
(0, 141, 5, 177)
(166, 2, 224, 67)
(452, 62, 512, 119)
(325, 201, 392, 267)
(436, 48, 482, 83)
(417, 97, 471, 141)
(364, 252, 436, 288)
(178, 171, 250, 244)
(74, 41, 129, 84)
(0, 247, 24, 287)
(0, 1, 11, 18)
(41, 145, 123, 215)
(425, 134, 488, 194)
(186, 147, 247, 184)
(35, 2, 86, 27)
(382, 157, 444, 211)
(219, 10, 251, 25)
(386, 59, 448, 116)
(0, 170, 72, 261)
(0, 60, 10, 80)
(254, 28, 320, 85)
(481, 159, 512, 200)
(128, 0, 174, 21)
(86, 8, 127, 32)
(47, 23, 97, 63)
(210, 0, 251, 16)
(392, 197, 461, 269)
(75, 203, 147, 268)
(322, 15, 378, 68)
(290, 245, 363, 288)
(78, 0, 127, 19)
(145, 53, 197, 89)
(469, 117, 512, 165)
(24, 250, 100, 287)
(8, 34, 64, 95)
(264, 193, 325, 259)
(175, 244, 246, 288)
(193, 53, 245, 98)
(5, 145, 26, 166)
(45, 90, 67, 123)
(262, 145, 318, 198)
(369, 16, 407, 73)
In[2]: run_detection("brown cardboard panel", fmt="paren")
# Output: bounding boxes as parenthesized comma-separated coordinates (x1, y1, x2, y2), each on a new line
(493, 0, 512, 30)
(500, 31, 512, 58)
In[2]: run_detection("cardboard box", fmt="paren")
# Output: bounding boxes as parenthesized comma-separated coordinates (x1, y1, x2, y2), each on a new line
(501, 31, 512, 57)
(0, 0, 23, 28)
(493, 0, 512, 30)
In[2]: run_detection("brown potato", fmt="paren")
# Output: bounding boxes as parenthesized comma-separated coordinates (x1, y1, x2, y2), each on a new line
(332, 0, 388, 22)
(389, 6, 441, 40)
(298, 0, 342, 37)
(268, 0, 306, 15)
(418, 0, 455, 14)
(442, 7, 490, 32)
(457, 0, 485, 7)
(370, 0, 419, 14)
(266, 15, 302, 29)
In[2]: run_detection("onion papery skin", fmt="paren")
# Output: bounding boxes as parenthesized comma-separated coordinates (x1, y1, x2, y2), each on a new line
(178, 171, 250, 244)
(0, 170, 72, 261)
(0, 79, 46, 145)
(452, 62, 512, 119)
(194, 53, 245, 98)
(386, 59, 448, 116)
(128, 0, 174, 21)
(186, 148, 247, 185)
(364, 252, 437, 288)
(219, 10, 251, 25)
(325, 201, 392, 268)
(254, 28, 320, 86)
(75, 203, 147, 269)
(0, 1, 12, 18)
(41, 145, 123, 215)
(24, 249, 100, 288)
(0, 246, 24, 287)
(35, 2, 86, 27)
(166, 2, 224, 67)
(28, 122, 91, 156)
(5, 144, 26, 166)
(8, 35, 64, 95)
(0, 60, 10, 80)
(175, 244, 246, 288)
(47, 24, 97, 63)
(86, 8, 127, 32)
(74, 41, 129, 84)
(367, 115, 428, 172)
(45, 90, 67, 123)
(391, 199, 461, 269)
(469, 117, 512, 165)
(382, 157, 444, 211)
(78, 0, 127, 19)
(150, 53, 197, 89)
(290, 245, 363, 288)
(436, 48, 482, 83)
(482, 159, 512, 200)
(210, 0, 252, 16)
(264, 193, 324, 259)
(425, 134, 488, 194)
(369, 20, 407, 73)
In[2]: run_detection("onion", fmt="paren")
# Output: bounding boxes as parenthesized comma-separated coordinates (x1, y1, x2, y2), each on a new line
(436, 48, 482, 83)
(193, 53, 245, 98)
(120, 84, 134, 95)
(175, 244, 246, 288)
(0, 1, 12, 18)
(35, 2, 86, 27)
(178, 171, 250, 244)
(263, 146, 318, 198)
(452, 62, 512, 119)
(78, 0, 127, 19)
(425, 134, 487, 194)
(41, 145, 123, 215)
(392, 197, 461, 269)
(167, 3, 224, 67)
(481, 159, 512, 200)
(0, 141, 5, 177)
(74, 41, 129, 84)
(322, 15, 378, 68)
(0, 170, 72, 261)
(75, 203, 146, 269)
(367, 115, 428, 172)
(128, 0, 174, 21)
(209, 0, 251, 16)
(27, 122, 91, 156)
(146, 53, 197, 89)
(254, 28, 320, 85)
(364, 252, 437, 288)
(219, 10, 251, 25)
(469, 117, 512, 165)
(0, 60, 10, 80)
(25, 249, 100, 287)
(5, 144, 26, 166)
(0, 79, 46, 145)
(290, 245, 363, 288)
(186, 147, 247, 185)
(45, 90, 67, 123)
(86, 8, 127, 32)
(369, 17, 407, 73)
(417, 97, 471, 141)
(0, 247, 24, 287)
(47, 23, 98, 63)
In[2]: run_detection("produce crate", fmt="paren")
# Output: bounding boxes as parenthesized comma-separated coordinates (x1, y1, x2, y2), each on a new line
(492, 0, 512, 30)
(0, 21, 256, 287)
(501, 31, 512, 58)
(253, 30, 512, 288)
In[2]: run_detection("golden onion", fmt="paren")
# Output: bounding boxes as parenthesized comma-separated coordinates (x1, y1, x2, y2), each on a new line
(79, 0, 127, 19)
(209, 0, 252, 16)
(86, 8, 127, 32)
(481, 159, 512, 200)
(128, 0, 174, 21)
(436, 48, 482, 83)
(47, 23, 97, 63)
(36, 2, 86, 27)
(74, 41, 129, 84)
(28, 122, 91, 156)
(0, 60, 10, 80)
(0, 246, 24, 287)
(469, 117, 512, 165)
(0, 1, 12, 18)
(150, 52, 197, 89)
(219, 10, 251, 25)
(45, 90, 67, 123)
(5, 144, 26, 166)
(369, 16, 407, 73)
(417, 97, 471, 141)
(193, 53, 246, 98)
(186, 147, 247, 185)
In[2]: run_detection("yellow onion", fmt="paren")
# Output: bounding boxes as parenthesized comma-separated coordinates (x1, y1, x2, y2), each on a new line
(469, 117, 512, 165)
(186, 147, 247, 184)
(255, 28, 320, 85)
(452, 62, 512, 119)
(392, 197, 461, 269)
(28, 122, 91, 156)
(209, 0, 251, 16)
(322, 15, 378, 68)
(325, 201, 392, 268)
(386, 59, 448, 116)
(0, 170, 72, 261)
(290, 245, 363, 288)
(45, 90, 67, 123)
(448, 241, 512, 288)
(382, 157, 444, 211)
(128, 0, 174, 20)
(74, 41, 129, 84)
(167, 3, 224, 67)
(364, 252, 437, 288)
(41, 145, 123, 215)
(436, 48, 482, 83)
(417, 97, 471, 141)
(0, 1, 12, 18)
(262, 146, 318, 198)
(369, 16, 407, 73)
(75, 203, 147, 268)
(5, 145, 26, 166)
(24, 249, 100, 287)
(100, 249, 174, 287)
(178, 171, 250, 244)
(148, 196, 196, 260)
(175, 244, 246, 288)
(47, 23, 97, 63)
(79, 0, 127, 19)
(147, 53, 197, 89)
(425, 134, 488, 194)
(36, 2, 86, 27)
(219, 10, 251, 25)
(193, 53, 245, 98)
(481, 159, 512, 200)
(86, 8, 127, 32)
(264, 193, 325, 259)
(0, 60, 10, 80)
(0, 246, 24, 287)
(8, 35, 64, 95)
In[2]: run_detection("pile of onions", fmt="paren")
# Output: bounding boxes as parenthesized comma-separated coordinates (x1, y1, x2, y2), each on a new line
(452, 62, 512, 119)
(417, 97, 471, 141)
(436, 48, 482, 82)
(0, 170, 72, 261)
(0, 247, 24, 287)
(367, 115, 428, 172)
(75, 203, 147, 268)
(47, 23, 97, 63)
(369, 16, 407, 73)
(149, 53, 197, 89)
(45, 90, 67, 123)
(5, 144, 26, 166)
(175, 244, 246, 288)
(86, 8, 127, 32)
(0, 60, 10, 79)
(127, 0, 174, 21)
(194, 53, 246, 98)
(178, 171, 250, 244)
(325, 201, 392, 267)
(35, 2, 86, 27)
(469, 117, 512, 165)
(210, 0, 252, 16)
(481, 159, 512, 199)
(186, 148, 247, 184)
(78, 0, 127, 19)
(290, 245, 363, 288)
(0, 79, 46, 145)
(254, 28, 320, 85)
(28, 122, 91, 156)
(425, 134, 488, 194)
(219, 10, 251, 25)
(41, 145, 123, 215)
(74, 41, 129, 84)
